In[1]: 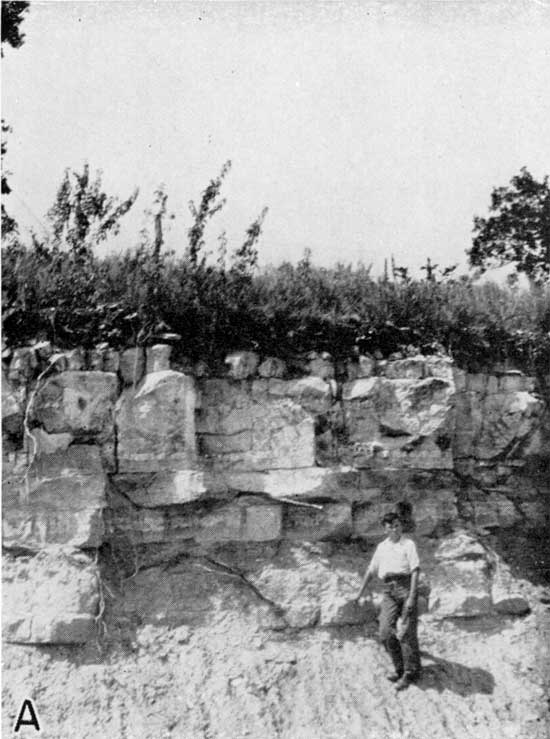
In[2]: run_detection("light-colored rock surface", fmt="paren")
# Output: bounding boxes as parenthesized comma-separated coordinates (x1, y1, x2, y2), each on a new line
(115, 370, 196, 472)
(342, 375, 455, 469)
(225, 351, 260, 379)
(307, 353, 335, 380)
(146, 344, 172, 374)
(453, 376, 544, 465)
(265, 376, 334, 414)
(429, 532, 493, 618)
(491, 561, 531, 615)
(2, 549, 99, 644)
(30, 371, 118, 440)
(258, 357, 286, 379)
(114, 470, 209, 506)
(198, 379, 315, 470)
(2, 445, 107, 549)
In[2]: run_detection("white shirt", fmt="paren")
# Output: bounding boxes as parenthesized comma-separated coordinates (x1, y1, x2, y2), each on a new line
(367, 535, 420, 579)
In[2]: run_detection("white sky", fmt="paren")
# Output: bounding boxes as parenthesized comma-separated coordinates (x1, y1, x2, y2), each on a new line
(2, 1, 550, 276)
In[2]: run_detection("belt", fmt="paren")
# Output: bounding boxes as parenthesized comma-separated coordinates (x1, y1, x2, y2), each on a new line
(383, 573, 411, 583)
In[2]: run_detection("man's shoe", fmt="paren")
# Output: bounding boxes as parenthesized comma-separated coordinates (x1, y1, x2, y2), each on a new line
(395, 674, 413, 691)
(386, 671, 404, 683)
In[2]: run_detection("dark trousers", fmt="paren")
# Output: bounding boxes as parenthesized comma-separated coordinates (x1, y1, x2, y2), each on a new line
(378, 576, 421, 677)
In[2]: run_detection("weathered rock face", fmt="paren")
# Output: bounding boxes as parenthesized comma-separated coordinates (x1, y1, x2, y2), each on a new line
(30, 371, 118, 440)
(453, 372, 544, 468)
(2, 445, 106, 550)
(2, 549, 99, 644)
(342, 375, 455, 469)
(115, 370, 196, 472)
(428, 531, 494, 619)
(196, 379, 316, 470)
(1, 350, 548, 657)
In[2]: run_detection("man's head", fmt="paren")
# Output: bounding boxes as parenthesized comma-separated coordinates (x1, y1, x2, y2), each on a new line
(382, 511, 403, 542)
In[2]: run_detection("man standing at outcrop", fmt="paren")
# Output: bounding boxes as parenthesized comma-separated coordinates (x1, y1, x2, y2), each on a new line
(356, 511, 421, 691)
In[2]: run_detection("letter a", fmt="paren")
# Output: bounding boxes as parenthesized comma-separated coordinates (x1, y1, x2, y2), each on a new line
(14, 698, 41, 732)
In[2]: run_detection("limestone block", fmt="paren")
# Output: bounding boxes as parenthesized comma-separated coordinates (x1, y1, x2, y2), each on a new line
(307, 353, 335, 380)
(115, 470, 208, 507)
(2, 445, 107, 549)
(146, 344, 172, 374)
(120, 347, 146, 386)
(434, 531, 487, 561)
(3, 507, 104, 550)
(240, 500, 283, 542)
(31, 371, 118, 441)
(283, 502, 352, 541)
(198, 380, 315, 470)
(263, 466, 361, 501)
(115, 370, 196, 472)
(465, 374, 488, 393)
(381, 356, 426, 380)
(452, 391, 479, 459)
(491, 561, 530, 615)
(465, 389, 544, 463)
(470, 492, 522, 529)
(248, 543, 366, 629)
(225, 350, 259, 379)
(106, 506, 166, 545)
(165, 501, 282, 545)
(343, 376, 455, 470)
(258, 357, 287, 379)
(2, 550, 99, 644)
(410, 490, 458, 535)
(429, 559, 492, 618)
(28, 428, 73, 455)
(425, 356, 454, 382)
(266, 376, 334, 414)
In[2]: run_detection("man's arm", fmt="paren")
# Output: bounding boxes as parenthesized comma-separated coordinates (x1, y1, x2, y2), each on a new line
(404, 567, 419, 611)
(356, 568, 374, 600)
(356, 548, 378, 601)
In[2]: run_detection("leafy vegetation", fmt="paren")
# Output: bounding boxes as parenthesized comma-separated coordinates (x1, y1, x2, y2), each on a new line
(468, 167, 550, 286)
(2, 162, 550, 378)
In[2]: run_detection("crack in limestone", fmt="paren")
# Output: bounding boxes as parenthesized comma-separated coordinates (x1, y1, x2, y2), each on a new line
(115, 549, 289, 624)
(199, 554, 288, 621)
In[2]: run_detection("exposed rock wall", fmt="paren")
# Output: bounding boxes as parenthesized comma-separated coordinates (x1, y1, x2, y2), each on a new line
(2, 347, 548, 647)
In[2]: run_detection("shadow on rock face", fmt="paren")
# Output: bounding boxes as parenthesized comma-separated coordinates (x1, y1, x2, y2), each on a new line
(418, 650, 495, 696)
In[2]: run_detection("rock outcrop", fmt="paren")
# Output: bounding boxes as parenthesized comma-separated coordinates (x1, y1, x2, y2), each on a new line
(2, 347, 549, 737)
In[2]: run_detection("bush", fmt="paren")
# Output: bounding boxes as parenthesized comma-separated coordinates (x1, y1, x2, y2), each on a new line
(2, 235, 549, 378)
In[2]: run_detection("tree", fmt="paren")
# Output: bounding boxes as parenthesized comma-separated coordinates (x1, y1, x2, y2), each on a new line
(46, 164, 138, 258)
(1, 1, 29, 53)
(2, 1, 30, 236)
(468, 167, 550, 285)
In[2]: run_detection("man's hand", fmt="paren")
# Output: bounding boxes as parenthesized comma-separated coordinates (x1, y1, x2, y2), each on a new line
(404, 597, 414, 613)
